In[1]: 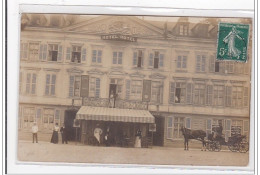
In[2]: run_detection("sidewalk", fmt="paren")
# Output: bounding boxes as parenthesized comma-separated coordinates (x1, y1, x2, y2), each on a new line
(17, 140, 249, 166)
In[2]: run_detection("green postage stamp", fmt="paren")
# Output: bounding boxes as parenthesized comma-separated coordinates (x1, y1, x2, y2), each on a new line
(217, 23, 250, 62)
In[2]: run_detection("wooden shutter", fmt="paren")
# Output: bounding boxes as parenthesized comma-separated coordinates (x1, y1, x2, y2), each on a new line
(45, 74, 50, 95)
(186, 83, 193, 104)
(57, 45, 63, 62)
(159, 54, 164, 67)
(243, 87, 249, 107)
(51, 75, 56, 95)
(133, 52, 137, 66)
(169, 82, 175, 104)
(31, 74, 36, 94)
(80, 75, 89, 97)
(39, 44, 43, 61)
(201, 56, 206, 72)
(206, 85, 213, 105)
(66, 47, 71, 61)
(125, 79, 131, 100)
(142, 80, 151, 102)
(42, 44, 47, 61)
(209, 55, 215, 72)
(81, 48, 87, 62)
(196, 55, 201, 72)
(149, 53, 154, 67)
(225, 86, 232, 107)
(69, 75, 74, 97)
(141, 51, 144, 66)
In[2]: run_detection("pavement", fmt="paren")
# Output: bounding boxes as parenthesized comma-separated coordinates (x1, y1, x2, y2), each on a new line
(17, 140, 249, 166)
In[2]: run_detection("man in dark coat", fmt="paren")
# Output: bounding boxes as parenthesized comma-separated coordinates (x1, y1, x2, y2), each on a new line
(60, 124, 68, 144)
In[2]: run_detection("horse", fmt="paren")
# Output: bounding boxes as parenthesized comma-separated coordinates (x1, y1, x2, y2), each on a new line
(180, 126, 207, 151)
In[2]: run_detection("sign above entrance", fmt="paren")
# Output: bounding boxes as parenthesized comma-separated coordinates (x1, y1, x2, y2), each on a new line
(101, 34, 137, 42)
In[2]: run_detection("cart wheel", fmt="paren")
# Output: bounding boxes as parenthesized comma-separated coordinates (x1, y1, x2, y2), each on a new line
(228, 143, 239, 152)
(239, 142, 249, 153)
(215, 141, 221, 152)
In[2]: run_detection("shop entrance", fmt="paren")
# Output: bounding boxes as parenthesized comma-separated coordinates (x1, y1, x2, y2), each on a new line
(152, 116, 164, 146)
(64, 110, 78, 141)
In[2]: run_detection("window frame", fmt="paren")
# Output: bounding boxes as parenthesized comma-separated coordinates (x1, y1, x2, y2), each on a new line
(48, 44, 59, 62)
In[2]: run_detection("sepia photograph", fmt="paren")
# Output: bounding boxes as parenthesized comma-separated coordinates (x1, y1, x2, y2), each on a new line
(17, 14, 252, 166)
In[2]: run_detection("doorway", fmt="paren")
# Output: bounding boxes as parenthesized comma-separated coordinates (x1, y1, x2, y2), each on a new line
(64, 110, 78, 141)
(152, 116, 165, 146)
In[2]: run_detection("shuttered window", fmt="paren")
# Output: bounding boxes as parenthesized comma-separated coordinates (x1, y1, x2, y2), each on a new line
(20, 43, 28, 60)
(167, 117, 173, 139)
(26, 73, 37, 95)
(45, 74, 56, 96)
(196, 55, 206, 72)
(206, 85, 213, 105)
(169, 82, 175, 104)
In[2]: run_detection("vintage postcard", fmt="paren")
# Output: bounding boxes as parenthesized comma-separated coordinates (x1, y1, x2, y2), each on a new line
(17, 14, 252, 166)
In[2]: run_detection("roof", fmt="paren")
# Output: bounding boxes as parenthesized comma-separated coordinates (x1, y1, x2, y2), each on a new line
(76, 106, 155, 123)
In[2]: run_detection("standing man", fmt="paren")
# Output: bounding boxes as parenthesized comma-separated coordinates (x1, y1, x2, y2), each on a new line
(60, 123, 68, 144)
(32, 122, 38, 143)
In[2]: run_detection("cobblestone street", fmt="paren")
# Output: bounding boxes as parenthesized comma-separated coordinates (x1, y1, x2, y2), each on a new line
(17, 140, 249, 166)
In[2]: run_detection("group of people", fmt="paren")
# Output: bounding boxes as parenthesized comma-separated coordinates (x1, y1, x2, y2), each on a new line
(31, 122, 69, 144)
(93, 124, 143, 148)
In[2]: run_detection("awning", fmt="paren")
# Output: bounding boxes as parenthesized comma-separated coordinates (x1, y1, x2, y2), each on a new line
(76, 106, 155, 123)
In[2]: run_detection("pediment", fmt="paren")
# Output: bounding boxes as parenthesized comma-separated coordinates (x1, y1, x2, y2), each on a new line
(66, 67, 84, 74)
(87, 68, 105, 75)
(149, 73, 166, 79)
(108, 70, 127, 76)
(63, 16, 171, 39)
(129, 72, 146, 78)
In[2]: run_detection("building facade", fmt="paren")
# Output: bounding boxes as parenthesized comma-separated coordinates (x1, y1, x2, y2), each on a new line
(19, 14, 251, 146)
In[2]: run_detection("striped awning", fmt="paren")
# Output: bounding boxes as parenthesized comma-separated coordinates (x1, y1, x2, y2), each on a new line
(76, 106, 155, 123)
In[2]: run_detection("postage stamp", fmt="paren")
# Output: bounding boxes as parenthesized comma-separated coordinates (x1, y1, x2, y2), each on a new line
(216, 23, 249, 62)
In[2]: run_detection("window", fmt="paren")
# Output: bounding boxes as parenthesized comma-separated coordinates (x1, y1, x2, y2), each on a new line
(45, 74, 56, 96)
(54, 110, 60, 125)
(167, 117, 173, 139)
(29, 43, 39, 61)
(151, 81, 162, 103)
(186, 118, 191, 129)
(26, 73, 37, 95)
(133, 50, 144, 68)
(110, 78, 123, 99)
(149, 51, 164, 69)
(92, 50, 102, 64)
(232, 86, 243, 107)
(213, 85, 224, 106)
(176, 55, 187, 69)
(206, 85, 213, 105)
(179, 24, 188, 36)
(24, 107, 35, 123)
(89, 77, 100, 98)
(225, 62, 234, 73)
(175, 82, 186, 104)
(71, 46, 82, 63)
(36, 109, 42, 124)
(173, 117, 184, 139)
(130, 80, 142, 100)
(20, 43, 28, 60)
(19, 72, 22, 94)
(231, 120, 243, 136)
(43, 109, 54, 124)
(206, 119, 212, 137)
(48, 44, 58, 61)
(69, 75, 81, 97)
(113, 51, 123, 65)
(196, 55, 206, 72)
(194, 84, 205, 105)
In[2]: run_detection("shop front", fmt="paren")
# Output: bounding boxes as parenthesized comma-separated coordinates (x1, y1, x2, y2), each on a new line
(76, 106, 155, 148)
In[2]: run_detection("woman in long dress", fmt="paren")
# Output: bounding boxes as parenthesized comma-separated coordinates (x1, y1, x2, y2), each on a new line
(51, 123, 59, 144)
(134, 129, 142, 148)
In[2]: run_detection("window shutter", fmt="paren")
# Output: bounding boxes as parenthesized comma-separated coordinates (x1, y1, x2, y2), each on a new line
(201, 56, 206, 72)
(66, 47, 71, 61)
(125, 79, 131, 100)
(118, 52, 123, 64)
(23, 43, 28, 60)
(169, 82, 175, 104)
(186, 118, 191, 129)
(31, 74, 36, 94)
(80, 75, 89, 97)
(209, 55, 215, 72)
(55, 110, 60, 120)
(243, 87, 249, 107)
(196, 55, 201, 72)
(51, 75, 56, 95)
(57, 45, 63, 62)
(149, 53, 154, 67)
(186, 83, 193, 104)
(45, 74, 50, 95)
(225, 86, 232, 107)
(133, 52, 137, 66)
(141, 51, 144, 66)
(26, 73, 31, 94)
(81, 48, 87, 62)
(42, 44, 47, 61)
(95, 78, 100, 98)
(69, 76, 74, 97)
(39, 44, 43, 60)
(97, 50, 102, 63)
(206, 85, 213, 105)
(159, 54, 164, 67)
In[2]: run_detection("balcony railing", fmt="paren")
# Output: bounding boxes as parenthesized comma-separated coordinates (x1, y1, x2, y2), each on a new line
(82, 97, 148, 110)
